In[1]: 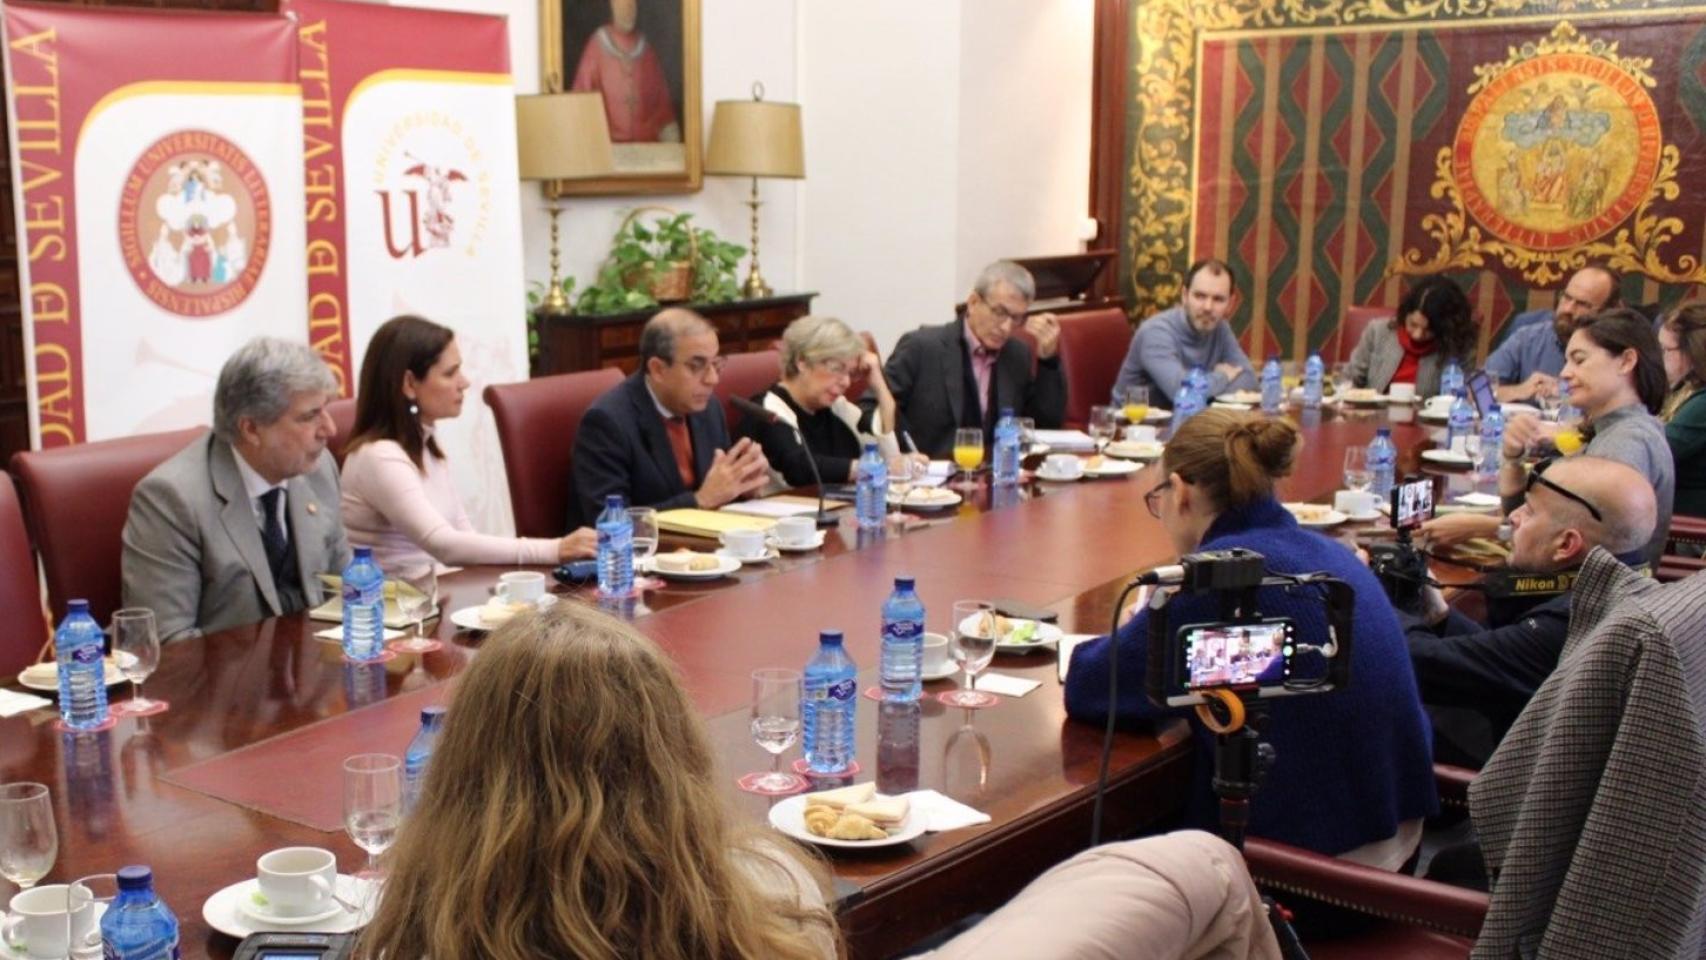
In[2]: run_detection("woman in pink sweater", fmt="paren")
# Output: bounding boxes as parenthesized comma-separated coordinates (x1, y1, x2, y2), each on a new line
(340, 315, 595, 573)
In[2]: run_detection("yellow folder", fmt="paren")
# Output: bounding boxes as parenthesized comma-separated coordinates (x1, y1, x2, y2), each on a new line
(656, 509, 777, 539)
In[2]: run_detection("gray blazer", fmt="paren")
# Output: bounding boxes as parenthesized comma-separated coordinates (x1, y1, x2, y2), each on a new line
(1345, 319, 1468, 397)
(122, 436, 351, 641)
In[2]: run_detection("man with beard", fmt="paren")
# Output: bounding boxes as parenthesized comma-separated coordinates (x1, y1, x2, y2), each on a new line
(1488, 263, 1619, 404)
(1114, 259, 1256, 406)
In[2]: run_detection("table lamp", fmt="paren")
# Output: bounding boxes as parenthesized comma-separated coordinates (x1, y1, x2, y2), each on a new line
(515, 92, 614, 314)
(704, 82, 804, 300)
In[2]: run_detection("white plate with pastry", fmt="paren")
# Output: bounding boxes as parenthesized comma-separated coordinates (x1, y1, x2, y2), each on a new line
(17, 658, 126, 692)
(450, 593, 558, 631)
(888, 487, 963, 511)
(1222, 389, 1264, 405)
(769, 784, 926, 849)
(1080, 455, 1141, 478)
(1338, 387, 1388, 406)
(1104, 440, 1165, 461)
(957, 612, 1064, 653)
(1283, 503, 1348, 528)
(642, 551, 741, 580)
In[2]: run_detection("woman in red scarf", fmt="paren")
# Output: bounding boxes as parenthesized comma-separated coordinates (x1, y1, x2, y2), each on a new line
(1345, 275, 1475, 396)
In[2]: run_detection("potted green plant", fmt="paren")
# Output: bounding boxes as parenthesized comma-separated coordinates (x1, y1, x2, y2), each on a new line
(575, 209, 746, 315)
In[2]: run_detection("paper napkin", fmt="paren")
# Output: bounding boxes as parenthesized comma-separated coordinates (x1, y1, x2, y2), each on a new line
(1055, 634, 1100, 683)
(972, 672, 1041, 697)
(0, 689, 52, 718)
(314, 626, 406, 644)
(904, 789, 992, 832)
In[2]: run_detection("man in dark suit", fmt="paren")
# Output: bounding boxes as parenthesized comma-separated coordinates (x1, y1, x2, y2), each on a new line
(569, 308, 770, 527)
(882, 260, 1065, 458)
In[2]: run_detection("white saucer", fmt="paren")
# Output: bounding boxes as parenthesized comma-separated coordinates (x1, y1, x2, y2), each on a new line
(921, 661, 958, 681)
(203, 875, 377, 939)
(17, 659, 127, 693)
(641, 553, 742, 580)
(449, 593, 558, 631)
(774, 530, 828, 553)
(1210, 401, 1254, 411)
(767, 793, 928, 849)
(888, 489, 963, 510)
(1104, 440, 1164, 461)
(236, 881, 343, 926)
(1082, 458, 1140, 478)
(1343, 509, 1384, 522)
(1421, 448, 1474, 466)
(1035, 468, 1084, 483)
(716, 546, 779, 566)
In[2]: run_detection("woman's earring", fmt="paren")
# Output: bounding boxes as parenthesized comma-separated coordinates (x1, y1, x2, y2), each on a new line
(409, 402, 419, 416)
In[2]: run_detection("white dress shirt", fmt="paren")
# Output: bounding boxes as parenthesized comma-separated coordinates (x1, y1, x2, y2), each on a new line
(230, 443, 286, 533)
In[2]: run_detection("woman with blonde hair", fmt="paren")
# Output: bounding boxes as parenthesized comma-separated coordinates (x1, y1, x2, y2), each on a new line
(359, 600, 1283, 960)
(1065, 409, 1436, 868)
(736, 315, 925, 491)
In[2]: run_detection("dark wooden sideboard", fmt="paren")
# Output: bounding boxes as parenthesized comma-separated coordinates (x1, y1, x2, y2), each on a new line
(534, 292, 816, 376)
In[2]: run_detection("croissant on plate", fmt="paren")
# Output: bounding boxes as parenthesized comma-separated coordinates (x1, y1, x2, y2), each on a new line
(803, 803, 840, 837)
(803, 803, 888, 841)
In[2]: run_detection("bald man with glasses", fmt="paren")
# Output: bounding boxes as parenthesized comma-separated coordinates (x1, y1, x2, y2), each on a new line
(1390, 456, 1657, 766)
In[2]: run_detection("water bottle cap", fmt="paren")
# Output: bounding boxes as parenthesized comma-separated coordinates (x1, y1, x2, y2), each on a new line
(421, 706, 447, 724)
(604, 493, 625, 510)
(894, 576, 915, 591)
(353, 546, 373, 560)
(819, 630, 844, 646)
(1377, 425, 1391, 435)
(863, 442, 878, 454)
(1000, 407, 1014, 418)
(67, 599, 89, 614)
(116, 865, 153, 890)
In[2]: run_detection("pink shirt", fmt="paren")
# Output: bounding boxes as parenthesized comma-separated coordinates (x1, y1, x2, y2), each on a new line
(340, 437, 557, 572)
(963, 322, 997, 419)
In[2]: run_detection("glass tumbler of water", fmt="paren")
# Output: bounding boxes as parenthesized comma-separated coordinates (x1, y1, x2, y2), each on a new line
(1342, 447, 1371, 492)
(0, 782, 56, 891)
(343, 754, 402, 877)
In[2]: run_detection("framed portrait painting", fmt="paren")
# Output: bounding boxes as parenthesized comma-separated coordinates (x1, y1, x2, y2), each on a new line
(541, 0, 702, 194)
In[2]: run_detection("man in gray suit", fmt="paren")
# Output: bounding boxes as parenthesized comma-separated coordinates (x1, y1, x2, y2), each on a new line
(123, 337, 351, 641)
(881, 260, 1065, 458)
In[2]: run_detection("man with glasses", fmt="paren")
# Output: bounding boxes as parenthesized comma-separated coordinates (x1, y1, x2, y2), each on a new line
(880, 260, 1064, 458)
(1113, 258, 1255, 406)
(1391, 456, 1656, 766)
(569, 308, 770, 527)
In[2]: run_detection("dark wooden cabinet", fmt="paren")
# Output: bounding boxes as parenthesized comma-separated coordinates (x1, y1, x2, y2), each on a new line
(533, 292, 815, 376)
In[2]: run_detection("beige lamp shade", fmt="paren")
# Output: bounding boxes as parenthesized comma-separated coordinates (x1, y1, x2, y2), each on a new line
(515, 92, 615, 181)
(704, 99, 804, 179)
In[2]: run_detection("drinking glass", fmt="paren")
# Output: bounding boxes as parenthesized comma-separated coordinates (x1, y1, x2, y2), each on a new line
(109, 608, 167, 718)
(1088, 405, 1118, 452)
(629, 507, 659, 564)
(1342, 447, 1371, 493)
(343, 754, 402, 878)
(1119, 386, 1150, 425)
(940, 600, 999, 708)
(1017, 417, 1037, 451)
(745, 669, 806, 795)
(952, 428, 984, 488)
(388, 566, 441, 655)
(0, 782, 56, 891)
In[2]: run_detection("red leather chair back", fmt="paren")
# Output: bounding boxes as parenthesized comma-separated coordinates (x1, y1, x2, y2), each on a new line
(1333, 305, 1392, 364)
(714, 350, 782, 429)
(483, 368, 623, 538)
(10, 427, 206, 625)
(0, 472, 46, 677)
(1056, 307, 1133, 427)
(325, 397, 357, 468)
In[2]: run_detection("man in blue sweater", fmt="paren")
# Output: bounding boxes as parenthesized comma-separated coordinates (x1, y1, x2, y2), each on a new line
(1488, 263, 1619, 404)
(1113, 259, 1256, 407)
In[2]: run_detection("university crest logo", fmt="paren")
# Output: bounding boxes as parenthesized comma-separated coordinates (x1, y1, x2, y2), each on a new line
(117, 130, 271, 317)
(372, 111, 491, 260)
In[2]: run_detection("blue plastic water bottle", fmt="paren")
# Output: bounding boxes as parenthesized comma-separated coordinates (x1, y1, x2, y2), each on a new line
(100, 865, 180, 959)
(1303, 353, 1325, 409)
(1478, 403, 1504, 477)
(341, 547, 384, 661)
(1260, 355, 1283, 414)
(855, 443, 888, 530)
(596, 494, 633, 597)
(992, 408, 1021, 485)
(1173, 368, 1206, 426)
(1368, 426, 1398, 501)
(879, 576, 925, 702)
(1557, 379, 1579, 422)
(403, 705, 447, 815)
(55, 599, 108, 731)
(1447, 389, 1475, 453)
(803, 630, 857, 774)
(1440, 360, 1465, 397)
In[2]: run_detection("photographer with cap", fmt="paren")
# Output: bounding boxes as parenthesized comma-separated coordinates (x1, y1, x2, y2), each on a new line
(1394, 455, 1655, 767)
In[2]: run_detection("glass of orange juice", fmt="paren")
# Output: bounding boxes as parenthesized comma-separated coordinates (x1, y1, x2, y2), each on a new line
(1120, 386, 1150, 424)
(952, 428, 984, 487)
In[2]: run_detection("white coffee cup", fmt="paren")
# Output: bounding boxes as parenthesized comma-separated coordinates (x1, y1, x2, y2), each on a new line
(1042, 453, 1083, 479)
(4, 884, 95, 959)
(496, 571, 546, 605)
(1122, 424, 1159, 443)
(256, 847, 339, 918)
(1389, 382, 1417, 402)
(772, 516, 816, 547)
(720, 528, 768, 558)
(921, 632, 951, 674)
(1334, 489, 1379, 516)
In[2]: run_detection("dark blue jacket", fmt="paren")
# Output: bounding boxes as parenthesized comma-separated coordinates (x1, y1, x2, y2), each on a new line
(567, 372, 733, 529)
(1065, 497, 1437, 856)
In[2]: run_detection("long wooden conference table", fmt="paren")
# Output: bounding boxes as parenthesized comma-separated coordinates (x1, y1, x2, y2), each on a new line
(2, 405, 1467, 959)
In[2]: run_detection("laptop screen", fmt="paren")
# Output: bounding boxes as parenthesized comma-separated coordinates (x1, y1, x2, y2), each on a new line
(1467, 370, 1496, 417)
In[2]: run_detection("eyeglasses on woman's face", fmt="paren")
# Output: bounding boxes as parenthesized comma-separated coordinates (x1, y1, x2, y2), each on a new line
(1144, 478, 1174, 519)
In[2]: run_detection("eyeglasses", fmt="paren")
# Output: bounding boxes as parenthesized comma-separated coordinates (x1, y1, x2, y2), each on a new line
(1525, 457, 1603, 522)
(677, 355, 728, 378)
(1144, 478, 1173, 519)
(979, 298, 1027, 327)
(812, 359, 852, 379)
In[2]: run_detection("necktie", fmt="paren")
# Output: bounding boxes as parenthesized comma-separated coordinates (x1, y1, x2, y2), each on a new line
(258, 487, 290, 586)
(664, 417, 696, 488)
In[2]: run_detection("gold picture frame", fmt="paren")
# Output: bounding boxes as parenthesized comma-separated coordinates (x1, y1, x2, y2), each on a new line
(540, 0, 701, 195)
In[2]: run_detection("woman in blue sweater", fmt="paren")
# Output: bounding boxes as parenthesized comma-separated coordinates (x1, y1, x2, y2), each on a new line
(1066, 409, 1436, 866)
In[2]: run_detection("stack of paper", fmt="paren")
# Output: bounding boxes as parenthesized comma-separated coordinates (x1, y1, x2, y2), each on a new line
(1031, 429, 1097, 452)
(657, 509, 775, 539)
